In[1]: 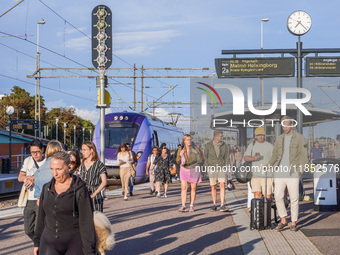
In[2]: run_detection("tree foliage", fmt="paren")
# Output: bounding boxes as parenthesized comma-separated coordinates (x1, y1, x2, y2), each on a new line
(1, 86, 95, 149)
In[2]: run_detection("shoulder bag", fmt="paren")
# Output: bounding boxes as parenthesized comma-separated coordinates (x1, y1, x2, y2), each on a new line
(129, 152, 136, 178)
(18, 157, 32, 208)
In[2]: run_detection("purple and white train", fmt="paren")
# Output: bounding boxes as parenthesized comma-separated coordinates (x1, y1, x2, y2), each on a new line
(92, 112, 183, 183)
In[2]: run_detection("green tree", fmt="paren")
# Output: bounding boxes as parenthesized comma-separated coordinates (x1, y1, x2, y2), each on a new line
(0, 86, 46, 135)
(46, 107, 95, 149)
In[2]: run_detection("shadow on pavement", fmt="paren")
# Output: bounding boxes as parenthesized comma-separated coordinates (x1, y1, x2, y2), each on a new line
(112, 214, 233, 254)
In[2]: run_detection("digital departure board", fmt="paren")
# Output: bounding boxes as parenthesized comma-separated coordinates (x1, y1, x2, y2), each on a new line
(215, 57, 295, 78)
(306, 57, 340, 77)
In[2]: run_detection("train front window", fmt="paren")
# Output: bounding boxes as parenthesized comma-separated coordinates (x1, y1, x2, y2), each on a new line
(105, 122, 140, 148)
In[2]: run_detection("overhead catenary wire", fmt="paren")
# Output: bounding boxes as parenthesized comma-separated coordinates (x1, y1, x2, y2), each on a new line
(37, 0, 178, 92)
(0, 31, 164, 105)
(0, 73, 96, 103)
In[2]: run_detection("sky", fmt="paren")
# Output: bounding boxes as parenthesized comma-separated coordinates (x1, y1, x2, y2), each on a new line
(1, 0, 340, 138)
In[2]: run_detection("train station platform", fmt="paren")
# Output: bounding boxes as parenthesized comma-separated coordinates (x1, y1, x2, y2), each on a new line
(0, 179, 339, 254)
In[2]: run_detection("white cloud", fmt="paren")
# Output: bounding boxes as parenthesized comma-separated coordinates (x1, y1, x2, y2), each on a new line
(64, 36, 91, 51)
(120, 20, 195, 31)
(74, 107, 99, 125)
(114, 30, 182, 56)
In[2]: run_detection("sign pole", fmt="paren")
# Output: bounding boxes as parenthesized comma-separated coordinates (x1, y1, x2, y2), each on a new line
(99, 68, 105, 163)
(297, 36, 303, 134)
(9, 115, 12, 173)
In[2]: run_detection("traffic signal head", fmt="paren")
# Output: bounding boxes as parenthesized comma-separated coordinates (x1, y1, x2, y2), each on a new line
(92, 5, 112, 69)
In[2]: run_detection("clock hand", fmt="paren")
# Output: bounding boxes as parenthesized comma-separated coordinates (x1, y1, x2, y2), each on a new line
(295, 21, 301, 28)
(300, 23, 308, 30)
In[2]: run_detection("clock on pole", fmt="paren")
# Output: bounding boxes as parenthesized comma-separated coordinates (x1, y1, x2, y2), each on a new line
(287, 10, 312, 36)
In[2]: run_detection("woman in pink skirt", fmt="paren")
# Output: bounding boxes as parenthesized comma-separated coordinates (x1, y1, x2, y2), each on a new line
(176, 134, 203, 212)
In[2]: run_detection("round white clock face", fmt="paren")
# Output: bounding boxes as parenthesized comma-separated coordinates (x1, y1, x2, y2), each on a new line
(6, 106, 15, 115)
(287, 10, 312, 36)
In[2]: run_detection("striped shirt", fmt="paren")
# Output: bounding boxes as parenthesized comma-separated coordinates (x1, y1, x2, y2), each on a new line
(79, 160, 107, 208)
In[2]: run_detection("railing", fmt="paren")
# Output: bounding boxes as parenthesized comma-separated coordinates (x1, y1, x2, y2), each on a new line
(0, 154, 30, 172)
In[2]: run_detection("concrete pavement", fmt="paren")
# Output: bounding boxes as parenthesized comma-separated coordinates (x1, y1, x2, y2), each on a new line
(0, 179, 339, 254)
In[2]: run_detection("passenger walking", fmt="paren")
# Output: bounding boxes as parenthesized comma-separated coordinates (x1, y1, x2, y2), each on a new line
(117, 143, 133, 201)
(234, 146, 242, 168)
(268, 116, 308, 231)
(243, 127, 273, 199)
(18, 140, 46, 242)
(34, 140, 63, 200)
(176, 134, 203, 212)
(204, 130, 230, 212)
(126, 143, 137, 196)
(67, 149, 81, 175)
(146, 146, 159, 195)
(151, 147, 171, 198)
(79, 141, 107, 211)
(33, 151, 96, 255)
(173, 144, 182, 180)
(310, 141, 324, 162)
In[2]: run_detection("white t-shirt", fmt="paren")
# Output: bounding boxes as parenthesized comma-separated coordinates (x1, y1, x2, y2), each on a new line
(117, 152, 132, 167)
(20, 156, 46, 200)
(245, 141, 274, 177)
(148, 154, 158, 173)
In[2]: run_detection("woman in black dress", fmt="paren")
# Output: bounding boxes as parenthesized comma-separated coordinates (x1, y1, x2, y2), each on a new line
(151, 147, 171, 198)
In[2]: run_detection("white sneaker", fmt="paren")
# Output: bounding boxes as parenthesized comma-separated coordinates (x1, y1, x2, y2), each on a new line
(124, 196, 128, 201)
(163, 193, 167, 198)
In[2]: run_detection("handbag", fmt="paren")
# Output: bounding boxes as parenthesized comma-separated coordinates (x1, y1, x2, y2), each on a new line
(170, 164, 177, 176)
(235, 141, 255, 183)
(18, 185, 28, 208)
(131, 163, 136, 178)
(18, 156, 32, 208)
(129, 152, 136, 178)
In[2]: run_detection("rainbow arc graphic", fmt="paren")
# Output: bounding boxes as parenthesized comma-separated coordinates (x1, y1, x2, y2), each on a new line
(196, 82, 222, 115)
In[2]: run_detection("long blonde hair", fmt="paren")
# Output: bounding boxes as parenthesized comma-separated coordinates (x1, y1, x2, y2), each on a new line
(45, 140, 63, 158)
(181, 134, 191, 145)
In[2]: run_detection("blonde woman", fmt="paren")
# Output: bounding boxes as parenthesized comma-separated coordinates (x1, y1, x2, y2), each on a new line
(34, 140, 64, 199)
(117, 143, 133, 201)
(79, 141, 107, 212)
(176, 134, 203, 212)
(33, 151, 96, 255)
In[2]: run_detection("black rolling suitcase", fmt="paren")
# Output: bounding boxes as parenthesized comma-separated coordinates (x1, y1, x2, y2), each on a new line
(250, 171, 271, 230)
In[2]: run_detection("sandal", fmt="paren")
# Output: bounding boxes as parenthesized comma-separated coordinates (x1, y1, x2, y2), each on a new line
(275, 222, 288, 231)
(290, 225, 298, 231)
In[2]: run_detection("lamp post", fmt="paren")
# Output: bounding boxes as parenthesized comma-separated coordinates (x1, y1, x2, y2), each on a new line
(260, 18, 269, 107)
(36, 18, 45, 139)
(63, 122, 67, 145)
(56, 118, 59, 141)
(90, 129, 92, 141)
(6, 106, 15, 173)
(82, 127, 85, 144)
(74, 125, 76, 148)
(116, 97, 121, 112)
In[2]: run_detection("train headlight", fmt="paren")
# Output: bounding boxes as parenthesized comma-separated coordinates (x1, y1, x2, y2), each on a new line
(119, 116, 123, 120)
(114, 116, 118, 120)
(136, 151, 143, 160)
(124, 116, 129, 120)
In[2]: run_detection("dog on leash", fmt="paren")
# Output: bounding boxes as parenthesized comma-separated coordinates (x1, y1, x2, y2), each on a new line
(93, 211, 115, 255)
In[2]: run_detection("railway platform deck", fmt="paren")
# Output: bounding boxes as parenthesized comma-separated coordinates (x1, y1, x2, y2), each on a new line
(0, 179, 339, 254)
